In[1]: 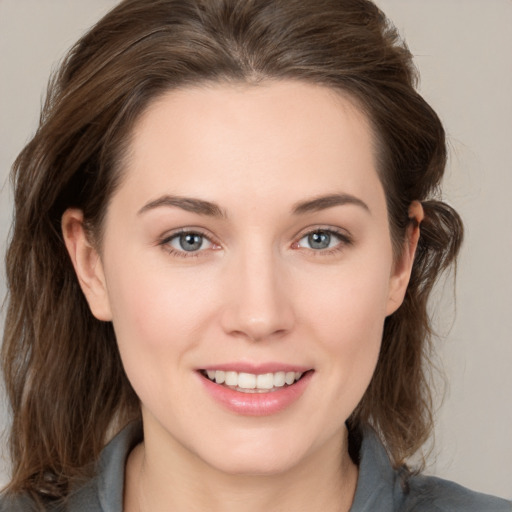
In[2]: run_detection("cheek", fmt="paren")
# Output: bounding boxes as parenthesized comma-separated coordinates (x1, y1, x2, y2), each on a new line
(107, 255, 212, 340)
(297, 256, 392, 344)
(295, 254, 392, 403)
(102, 249, 221, 398)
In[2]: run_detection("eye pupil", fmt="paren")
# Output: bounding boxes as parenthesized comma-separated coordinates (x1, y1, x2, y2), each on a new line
(179, 233, 203, 251)
(308, 231, 330, 249)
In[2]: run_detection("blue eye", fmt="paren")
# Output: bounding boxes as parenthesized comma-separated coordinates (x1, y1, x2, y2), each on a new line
(166, 232, 213, 253)
(297, 230, 346, 250)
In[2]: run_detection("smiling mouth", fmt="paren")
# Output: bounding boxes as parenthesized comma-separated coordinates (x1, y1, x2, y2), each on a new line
(200, 369, 310, 393)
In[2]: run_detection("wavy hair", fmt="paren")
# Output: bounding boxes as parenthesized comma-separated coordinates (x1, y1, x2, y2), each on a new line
(2, 0, 463, 502)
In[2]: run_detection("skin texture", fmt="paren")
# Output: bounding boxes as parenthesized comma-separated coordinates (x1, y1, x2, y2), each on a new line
(62, 81, 422, 512)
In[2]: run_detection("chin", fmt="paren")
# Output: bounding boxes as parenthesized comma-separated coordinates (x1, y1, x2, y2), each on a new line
(190, 426, 323, 477)
(204, 450, 303, 477)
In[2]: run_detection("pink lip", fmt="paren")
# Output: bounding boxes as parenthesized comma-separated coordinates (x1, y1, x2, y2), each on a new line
(197, 370, 313, 416)
(200, 362, 311, 374)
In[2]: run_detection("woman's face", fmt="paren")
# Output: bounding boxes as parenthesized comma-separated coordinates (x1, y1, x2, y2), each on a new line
(67, 81, 415, 475)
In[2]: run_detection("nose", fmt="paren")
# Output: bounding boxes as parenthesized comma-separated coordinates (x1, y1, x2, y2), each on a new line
(220, 245, 295, 342)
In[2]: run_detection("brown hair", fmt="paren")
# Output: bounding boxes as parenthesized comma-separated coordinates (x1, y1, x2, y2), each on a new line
(2, 0, 463, 502)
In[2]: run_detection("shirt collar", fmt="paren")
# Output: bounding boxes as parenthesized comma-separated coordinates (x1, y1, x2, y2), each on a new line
(91, 422, 403, 512)
(350, 427, 403, 511)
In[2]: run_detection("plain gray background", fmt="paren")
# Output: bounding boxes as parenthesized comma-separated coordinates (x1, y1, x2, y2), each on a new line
(0, 0, 511, 500)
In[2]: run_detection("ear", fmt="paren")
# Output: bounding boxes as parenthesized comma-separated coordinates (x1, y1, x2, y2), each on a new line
(61, 208, 113, 321)
(386, 201, 424, 316)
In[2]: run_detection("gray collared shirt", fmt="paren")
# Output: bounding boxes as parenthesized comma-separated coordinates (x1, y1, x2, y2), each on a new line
(2, 422, 510, 511)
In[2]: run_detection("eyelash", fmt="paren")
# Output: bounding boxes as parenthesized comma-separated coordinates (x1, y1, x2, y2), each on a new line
(158, 227, 353, 258)
(293, 227, 353, 256)
(158, 228, 217, 259)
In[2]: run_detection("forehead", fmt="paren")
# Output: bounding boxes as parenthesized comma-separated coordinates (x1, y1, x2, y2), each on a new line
(118, 80, 383, 212)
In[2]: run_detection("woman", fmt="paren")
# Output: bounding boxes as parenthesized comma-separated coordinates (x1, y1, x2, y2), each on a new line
(1, 0, 510, 510)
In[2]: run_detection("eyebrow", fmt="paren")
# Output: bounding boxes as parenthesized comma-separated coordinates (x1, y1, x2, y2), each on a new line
(137, 192, 370, 218)
(292, 193, 370, 215)
(138, 195, 227, 218)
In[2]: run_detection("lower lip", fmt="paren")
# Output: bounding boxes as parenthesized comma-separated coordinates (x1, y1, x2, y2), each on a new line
(199, 371, 313, 416)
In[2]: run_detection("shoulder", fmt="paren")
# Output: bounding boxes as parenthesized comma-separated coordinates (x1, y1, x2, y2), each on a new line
(0, 492, 63, 512)
(0, 421, 142, 512)
(401, 473, 511, 512)
(0, 481, 104, 512)
(352, 427, 511, 512)
(0, 493, 34, 511)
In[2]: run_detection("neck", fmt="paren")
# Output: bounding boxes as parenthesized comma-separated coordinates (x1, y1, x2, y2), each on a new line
(125, 423, 358, 512)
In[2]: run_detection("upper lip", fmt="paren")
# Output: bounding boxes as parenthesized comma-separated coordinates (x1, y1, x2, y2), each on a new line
(199, 362, 312, 374)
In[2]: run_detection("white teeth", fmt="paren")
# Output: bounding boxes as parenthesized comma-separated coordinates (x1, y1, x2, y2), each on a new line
(285, 372, 295, 385)
(225, 371, 238, 386)
(256, 373, 274, 390)
(237, 372, 256, 389)
(274, 371, 286, 387)
(205, 369, 306, 390)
